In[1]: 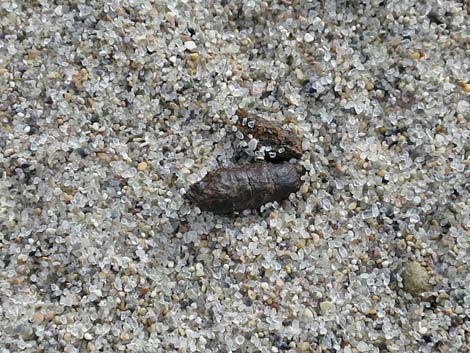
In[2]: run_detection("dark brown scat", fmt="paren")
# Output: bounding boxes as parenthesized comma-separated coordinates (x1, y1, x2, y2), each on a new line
(235, 109, 302, 162)
(186, 162, 305, 214)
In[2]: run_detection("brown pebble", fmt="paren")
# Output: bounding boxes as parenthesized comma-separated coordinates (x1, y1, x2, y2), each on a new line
(377, 169, 386, 177)
(458, 81, 470, 93)
(45, 310, 56, 321)
(119, 300, 126, 311)
(72, 72, 83, 90)
(138, 287, 150, 296)
(120, 332, 131, 341)
(64, 193, 73, 202)
(11, 277, 23, 285)
(444, 307, 453, 315)
(87, 342, 95, 353)
(189, 52, 199, 62)
(64, 92, 73, 102)
(96, 152, 111, 162)
(168, 102, 179, 110)
(32, 312, 44, 324)
(47, 71, 62, 79)
(299, 341, 311, 352)
(348, 201, 357, 210)
(137, 161, 148, 171)
(377, 127, 387, 135)
(115, 6, 125, 16)
(409, 51, 422, 59)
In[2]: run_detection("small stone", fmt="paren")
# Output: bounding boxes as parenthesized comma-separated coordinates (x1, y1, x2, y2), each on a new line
(185, 41, 197, 51)
(457, 100, 469, 114)
(87, 342, 95, 353)
(235, 335, 245, 345)
(459, 81, 470, 93)
(247, 289, 257, 301)
(364, 79, 374, 91)
(409, 51, 422, 59)
(47, 71, 62, 79)
(165, 12, 175, 22)
(64, 193, 73, 202)
(119, 300, 126, 311)
(45, 311, 56, 321)
(72, 72, 83, 89)
(320, 301, 334, 313)
(418, 323, 428, 335)
(357, 341, 369, 352)
(402, 261, 432, 296)
(186, 59, 196, 69)
(299, 341, 311, 352)
(27, 48, 39, 60)
(295, 238, 307, 249)
(15, 324, 35, 340)
(295, 68, 304, 80)
(64, 92, 73, 102)
(303, 308, 314, 320)
(335, 161, 343, 172)
(285, 264, 292, 274)
(32, 312, 44, 324)
(120, 332, 130, 341)
(4, 148, 15, 157)
(189, 52, 199, 61)
(84, 332, 93, 340)
(168, 102, 179, 111)
(96, 152, 111, 162)
(438, 344, 450, 352)
(444, 307, 453, 315)
(377, 127, 387, 135)
(240, 37, 251, 46)
(310, 233, 321, 245)
(304, 33, 314, 43)
(137, 161, 148, 171)
(348, 201, 357, 210)
(195, 262, 204, 277)
(80, 68, 89, 81)
(115, 6, 125, 16)
(435, 124, 446, 133)
(260, 282, 269, 290)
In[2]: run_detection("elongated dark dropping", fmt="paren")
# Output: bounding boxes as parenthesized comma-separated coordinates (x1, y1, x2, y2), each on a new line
(235, 109, 302, 162)
(186, 162, 305, 214)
